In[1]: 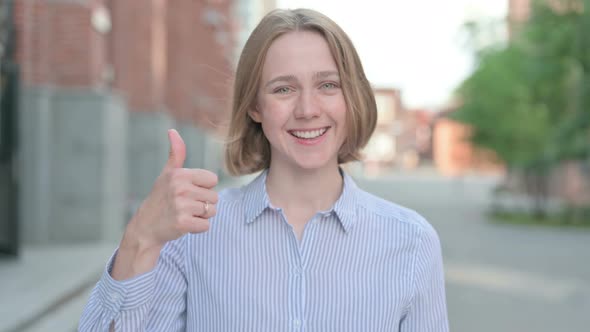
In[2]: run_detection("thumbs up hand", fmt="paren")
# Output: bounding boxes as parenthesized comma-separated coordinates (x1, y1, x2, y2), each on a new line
(112, 129, 218, 280)
(132, 129, 219, 246)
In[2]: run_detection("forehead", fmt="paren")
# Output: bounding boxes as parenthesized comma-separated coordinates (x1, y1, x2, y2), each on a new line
(261, 31, 338, 79)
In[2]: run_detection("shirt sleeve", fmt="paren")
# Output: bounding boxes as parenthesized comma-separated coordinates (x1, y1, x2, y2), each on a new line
(78, 236, 188, 331)
(400, 224, 449, 332)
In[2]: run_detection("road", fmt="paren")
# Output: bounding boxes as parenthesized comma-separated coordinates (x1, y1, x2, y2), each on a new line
(355, 172, 590, 332)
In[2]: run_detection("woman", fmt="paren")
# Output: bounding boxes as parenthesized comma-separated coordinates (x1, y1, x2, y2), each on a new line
(79, 8, 448, 331)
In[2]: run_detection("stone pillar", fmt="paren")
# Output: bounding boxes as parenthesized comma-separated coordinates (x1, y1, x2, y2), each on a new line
(19, 87, 127, 244)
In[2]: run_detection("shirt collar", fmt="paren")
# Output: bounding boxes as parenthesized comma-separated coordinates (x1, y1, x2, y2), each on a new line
(243, 170, 272, 224)
(242, 168, 359, 233)
(331, 169, 359, 233)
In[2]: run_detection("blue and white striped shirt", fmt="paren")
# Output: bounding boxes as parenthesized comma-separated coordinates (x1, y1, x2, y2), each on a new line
(79, 170, 448, 331)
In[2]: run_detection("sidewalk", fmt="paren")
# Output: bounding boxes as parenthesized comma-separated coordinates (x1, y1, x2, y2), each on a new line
(0, 242, 118, 332)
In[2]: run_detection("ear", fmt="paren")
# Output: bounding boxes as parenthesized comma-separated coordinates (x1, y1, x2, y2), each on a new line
(248, 105, 262, 123)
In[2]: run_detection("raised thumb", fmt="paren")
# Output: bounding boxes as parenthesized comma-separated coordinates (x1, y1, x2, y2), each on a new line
(166, 129, 186, 169)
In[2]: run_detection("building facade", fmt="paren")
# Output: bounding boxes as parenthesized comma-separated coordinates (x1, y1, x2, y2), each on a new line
(11, 0, 243, 245)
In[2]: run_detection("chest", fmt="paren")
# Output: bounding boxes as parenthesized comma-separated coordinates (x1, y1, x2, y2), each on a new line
(185, 219, 414, 331)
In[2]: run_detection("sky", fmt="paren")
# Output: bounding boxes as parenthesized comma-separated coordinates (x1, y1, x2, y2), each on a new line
(276, 0, 508, 110)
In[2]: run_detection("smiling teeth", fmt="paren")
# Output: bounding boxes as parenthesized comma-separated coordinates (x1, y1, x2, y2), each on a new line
(291, 128, 327, 139)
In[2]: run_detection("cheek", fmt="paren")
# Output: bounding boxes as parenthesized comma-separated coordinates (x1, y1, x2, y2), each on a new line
(324, 97, 347, 122)
(259, 110, 287, 136)
(261, 101, 293, 123)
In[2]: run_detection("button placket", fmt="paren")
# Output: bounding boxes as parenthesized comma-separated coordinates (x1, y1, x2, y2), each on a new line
(286, 211, 306, 332)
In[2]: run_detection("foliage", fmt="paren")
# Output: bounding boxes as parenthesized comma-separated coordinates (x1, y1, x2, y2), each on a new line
(452, 0, 590, 217)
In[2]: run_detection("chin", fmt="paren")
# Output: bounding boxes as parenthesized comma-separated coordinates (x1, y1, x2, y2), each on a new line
(292, 157, 336, 171)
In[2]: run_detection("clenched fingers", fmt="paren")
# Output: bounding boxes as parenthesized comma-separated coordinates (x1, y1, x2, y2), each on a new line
(193, 200, 216, 219)
(188, 168, 218, 189)
(174, 184, 218, 205)
(175, 198, 217, 219)
(168, 168, 218, 190)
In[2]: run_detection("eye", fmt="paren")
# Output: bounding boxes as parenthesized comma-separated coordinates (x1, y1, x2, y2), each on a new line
(321, 82, 339, 89)
(274, 86, 292, 94)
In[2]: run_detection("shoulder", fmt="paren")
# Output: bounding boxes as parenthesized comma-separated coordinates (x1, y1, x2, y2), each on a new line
(355, 188, 442, 260)
(353, 187, 441, 250)
(356, 188, 432, 231)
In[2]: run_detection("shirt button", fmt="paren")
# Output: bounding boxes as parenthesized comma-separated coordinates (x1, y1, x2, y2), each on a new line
(293, 319, 301, 328)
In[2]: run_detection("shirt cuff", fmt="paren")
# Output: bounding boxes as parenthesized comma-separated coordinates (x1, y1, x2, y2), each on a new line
(97, 249, 158, 312)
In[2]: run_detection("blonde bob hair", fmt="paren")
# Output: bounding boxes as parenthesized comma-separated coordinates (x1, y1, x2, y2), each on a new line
(224, 8, 377, 176)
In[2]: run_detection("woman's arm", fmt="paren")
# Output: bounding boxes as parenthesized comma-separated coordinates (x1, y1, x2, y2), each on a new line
(400, 224, 449, 332)
(79, 236, 188, 331)
(78, 129, 218, 331)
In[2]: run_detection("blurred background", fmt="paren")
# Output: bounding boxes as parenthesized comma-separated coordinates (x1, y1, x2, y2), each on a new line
(0, 0, 589, 331)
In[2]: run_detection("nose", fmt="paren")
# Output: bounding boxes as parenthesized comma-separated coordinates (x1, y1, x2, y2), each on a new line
(294, 89, 321, 119)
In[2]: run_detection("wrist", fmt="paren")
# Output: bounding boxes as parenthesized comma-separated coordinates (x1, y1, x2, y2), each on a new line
(111, 219, 164, 281)
(122, 213, 163, 252)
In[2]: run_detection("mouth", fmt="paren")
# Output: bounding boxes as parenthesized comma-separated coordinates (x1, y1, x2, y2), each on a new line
(288, 127, 330, 139)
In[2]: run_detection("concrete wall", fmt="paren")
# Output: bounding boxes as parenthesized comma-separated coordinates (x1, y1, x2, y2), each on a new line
(12, 0, 233, 248)
(126, 112, 174, 207)
(177, 122, 225, 175)
(18, 87, 227, 245)
(18, 87, 127, 244)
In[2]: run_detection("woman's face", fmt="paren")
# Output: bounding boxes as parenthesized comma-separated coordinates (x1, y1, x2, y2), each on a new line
(250, 30, 347, 173)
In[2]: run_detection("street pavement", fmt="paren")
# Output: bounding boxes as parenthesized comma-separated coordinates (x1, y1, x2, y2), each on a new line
(355, 171, 590, 332)
(0, 243, 117, 332)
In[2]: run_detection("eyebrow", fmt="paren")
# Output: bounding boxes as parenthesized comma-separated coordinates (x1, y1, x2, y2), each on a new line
(265, 75, 297, 88)
(264, 71, 340, 88)
(313, 70, 339, 80)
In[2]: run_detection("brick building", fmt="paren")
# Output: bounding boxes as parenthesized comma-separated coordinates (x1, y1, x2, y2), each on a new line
(508, 0, 532, 37)
(432, 109, 504, 176)
(362, 88, 402, 172)
(363, 88, 438, 173)
(10, 0, 246, 245)
(14, 0, 234, 126)
(399, 108, 434, 165)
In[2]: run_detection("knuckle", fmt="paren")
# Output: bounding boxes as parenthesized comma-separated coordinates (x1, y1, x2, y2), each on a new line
(173, 199, 190, 214)
(175, 199, 192, 213)
(172, 184, 187, 197)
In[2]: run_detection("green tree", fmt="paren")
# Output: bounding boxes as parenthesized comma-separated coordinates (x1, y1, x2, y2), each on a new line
(452, 0, 590, 218)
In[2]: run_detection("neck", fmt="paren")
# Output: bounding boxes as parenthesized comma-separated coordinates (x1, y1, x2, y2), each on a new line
(265, 163, 343, 213)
